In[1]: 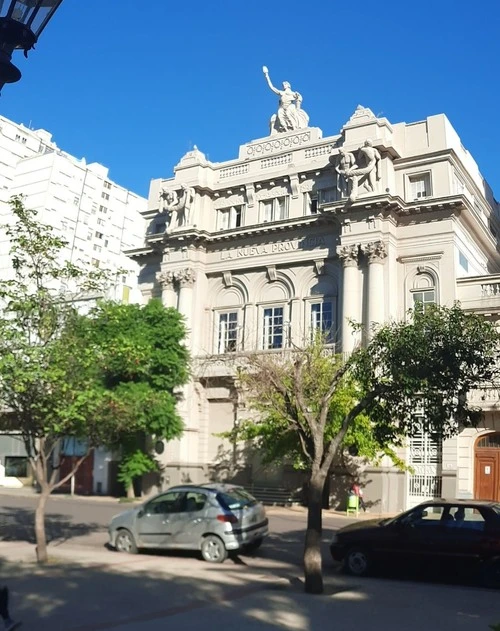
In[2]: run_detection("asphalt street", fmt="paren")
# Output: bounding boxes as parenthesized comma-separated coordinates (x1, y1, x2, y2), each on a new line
(0, 491, 349, 563)
(0, 492, 499, 630)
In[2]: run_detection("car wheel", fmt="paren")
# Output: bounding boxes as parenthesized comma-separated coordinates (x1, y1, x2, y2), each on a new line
(481, 560, 500, 589)
(201, 535, 228, 563)
(115, 529, 138, 554)
(242, 538, 263, 555)
(344, 547, 370, 576)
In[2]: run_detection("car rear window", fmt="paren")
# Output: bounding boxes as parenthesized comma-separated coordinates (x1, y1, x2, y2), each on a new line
(217, 488, 257, 510)
(492, 504, 500, 517)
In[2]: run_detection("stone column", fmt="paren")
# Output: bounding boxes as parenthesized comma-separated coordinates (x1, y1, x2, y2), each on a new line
(289, 297, 302, 347)
(156, 270, 177, 308)
(176, 268, 196, 348)
(337, 244, 360, 354)
(361, 241, 387, 335)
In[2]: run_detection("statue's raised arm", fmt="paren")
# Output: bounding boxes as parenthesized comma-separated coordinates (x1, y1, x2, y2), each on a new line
(262, 65, 310, 135)
(262, 66, 281, 95)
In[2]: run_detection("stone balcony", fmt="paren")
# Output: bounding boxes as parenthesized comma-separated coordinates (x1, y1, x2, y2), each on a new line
(456, 274, 500, 315)
(468, 385, 500, 410)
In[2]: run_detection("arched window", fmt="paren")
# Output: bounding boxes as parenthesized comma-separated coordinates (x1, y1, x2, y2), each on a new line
(476, 433, 500, 449)
(411, 271, 437, 311)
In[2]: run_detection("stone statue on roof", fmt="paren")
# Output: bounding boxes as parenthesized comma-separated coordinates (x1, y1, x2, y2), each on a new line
(262, 66, 310, 135)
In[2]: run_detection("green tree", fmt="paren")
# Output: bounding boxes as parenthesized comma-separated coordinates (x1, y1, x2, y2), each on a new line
(235, 305, 499, 594)
(76, 299, 190, 497)
(0, 197, 189, 563)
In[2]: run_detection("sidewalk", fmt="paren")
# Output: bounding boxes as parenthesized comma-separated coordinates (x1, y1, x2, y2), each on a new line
(0, 486, 140, 504)
(0, 539, 498, 631)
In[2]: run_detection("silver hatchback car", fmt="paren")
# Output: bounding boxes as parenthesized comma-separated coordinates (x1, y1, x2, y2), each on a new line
(108, 483, 269, 563)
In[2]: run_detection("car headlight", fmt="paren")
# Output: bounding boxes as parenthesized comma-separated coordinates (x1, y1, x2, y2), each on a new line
(331, 534, 338, 544)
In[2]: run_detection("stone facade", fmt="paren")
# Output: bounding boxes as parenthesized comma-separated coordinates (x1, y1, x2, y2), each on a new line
(129, 103, 500, 512)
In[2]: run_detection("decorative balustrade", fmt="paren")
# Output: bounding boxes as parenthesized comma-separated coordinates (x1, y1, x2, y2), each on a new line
(218, 164, 250, 179)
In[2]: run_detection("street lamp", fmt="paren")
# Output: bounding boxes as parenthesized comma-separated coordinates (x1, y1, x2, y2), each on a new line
(0, 0, 64, 91)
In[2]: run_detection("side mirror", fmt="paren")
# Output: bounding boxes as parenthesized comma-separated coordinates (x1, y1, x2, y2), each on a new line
(137, 509, 145, 519)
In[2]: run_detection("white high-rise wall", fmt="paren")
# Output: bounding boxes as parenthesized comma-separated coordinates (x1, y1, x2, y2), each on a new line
(0, 114, 146, 303)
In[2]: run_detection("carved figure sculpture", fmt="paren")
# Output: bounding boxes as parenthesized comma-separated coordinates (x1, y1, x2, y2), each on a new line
(335, 148, 357, 198)
(158, 184, 195, 230)
(262, 66, 309, 135)
(341, 140, 382, 201)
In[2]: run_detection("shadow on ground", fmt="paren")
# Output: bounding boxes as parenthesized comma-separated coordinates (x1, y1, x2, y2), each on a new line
(0, 506, 104, 545)
(1, 551, 499, 631)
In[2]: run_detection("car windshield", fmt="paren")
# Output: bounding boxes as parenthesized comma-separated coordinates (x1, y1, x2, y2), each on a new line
(217, 488, 257, 510)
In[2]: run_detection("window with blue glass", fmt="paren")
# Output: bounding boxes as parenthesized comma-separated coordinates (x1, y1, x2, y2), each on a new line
(263, 306, 284, 349)
(311, 301, 334, 342)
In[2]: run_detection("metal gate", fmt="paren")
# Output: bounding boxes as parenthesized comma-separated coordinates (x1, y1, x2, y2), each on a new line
(407, 429, 443, 508)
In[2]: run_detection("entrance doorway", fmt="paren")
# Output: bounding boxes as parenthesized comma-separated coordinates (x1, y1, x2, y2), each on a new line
(474, 433, 500, 502)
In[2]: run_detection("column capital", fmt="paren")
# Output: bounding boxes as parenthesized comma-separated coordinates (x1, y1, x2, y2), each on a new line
(157, 270, 175, 289)
(337, 244, 359, 267)
(176, 268, 196, 288)
(362, 240, 387, 264)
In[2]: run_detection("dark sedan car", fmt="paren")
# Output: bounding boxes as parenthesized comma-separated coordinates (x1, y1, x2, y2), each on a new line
(330, 499, 500, 587)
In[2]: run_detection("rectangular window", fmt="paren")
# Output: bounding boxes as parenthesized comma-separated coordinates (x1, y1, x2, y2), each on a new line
(95, 231, 103, 239)
(263, 306, 284, 349)
(99, 205, 107, 213)
(4, 456, 28, 478)
(93, 244, 102, 252)
(412, 289, 435, 310)
(217, 312, 238, 353)
(102, 192, 110, 200)
(73, 196, 79, 206)
(459, 251, 469, 272)
(318, 188, 337, 204)
(104, 181, 112, 189)
(217, 205, 242, 230)
(87, 230, 93, 240)
(91, 258, 100, 267)
(408, 173, 431, 200)
(311, 301, 334, 342)
(303, 192, 318, 215)
(261, 197, 288, 223)
(97, 218, 105, 226)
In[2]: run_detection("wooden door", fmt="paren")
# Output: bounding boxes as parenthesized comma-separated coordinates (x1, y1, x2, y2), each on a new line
(474, 450, 499, 502)
(59, 452, 94, 495)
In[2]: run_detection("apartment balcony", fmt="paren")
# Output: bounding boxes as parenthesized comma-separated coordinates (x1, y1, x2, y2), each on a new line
(456, 274, 500, 315)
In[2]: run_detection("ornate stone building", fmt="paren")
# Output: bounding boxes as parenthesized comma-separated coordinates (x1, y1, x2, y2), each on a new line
(129, 79, 500, 512)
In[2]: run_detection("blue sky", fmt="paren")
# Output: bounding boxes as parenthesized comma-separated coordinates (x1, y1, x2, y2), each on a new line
(1, 0, 499, 200)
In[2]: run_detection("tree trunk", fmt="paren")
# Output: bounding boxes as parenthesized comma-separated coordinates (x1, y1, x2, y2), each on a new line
(35, 487, 50, 564)
(304, 471, 326, 594)
(126, 482, 135, 499)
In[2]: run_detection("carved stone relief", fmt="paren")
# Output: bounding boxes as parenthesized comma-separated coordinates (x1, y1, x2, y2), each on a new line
(177, 268, 197, 287)
(333, 140, 382, 201)
(337, 244, 359, 267)
(156, 270, 175, 288)
(255, 184, 290, 200)
(361, 241, 387, 263)
(213, 193, 245, 210)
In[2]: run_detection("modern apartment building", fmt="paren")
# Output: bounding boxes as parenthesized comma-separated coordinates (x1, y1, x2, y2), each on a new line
(129, 98, 500, 512)
(0, 114, 147, 493)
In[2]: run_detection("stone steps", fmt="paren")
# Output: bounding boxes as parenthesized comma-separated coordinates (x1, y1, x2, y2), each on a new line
(249, 485, 302, 507)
